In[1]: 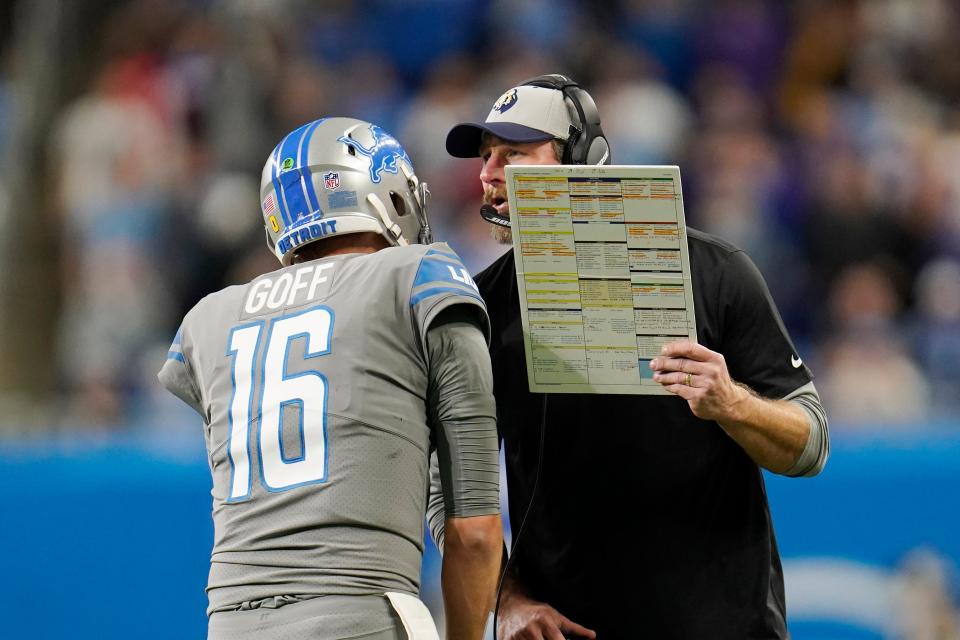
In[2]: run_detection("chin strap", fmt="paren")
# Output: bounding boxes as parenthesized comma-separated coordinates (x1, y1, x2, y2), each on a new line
(417, 181, 433, 244)
(367, 193, 408, 246)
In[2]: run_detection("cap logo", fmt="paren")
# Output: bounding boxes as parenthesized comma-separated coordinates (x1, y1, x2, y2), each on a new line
(492, 88, 518, 114)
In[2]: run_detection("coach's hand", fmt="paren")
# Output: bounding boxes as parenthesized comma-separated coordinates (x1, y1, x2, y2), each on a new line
(650, 341, 748, 422)
(497, 591, 596, 640)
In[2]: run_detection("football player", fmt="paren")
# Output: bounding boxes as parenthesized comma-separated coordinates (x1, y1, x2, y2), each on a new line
(159, 117, 502, 640)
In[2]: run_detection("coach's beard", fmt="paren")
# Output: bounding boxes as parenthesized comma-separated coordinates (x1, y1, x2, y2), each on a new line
(492, 223, 512, 245)
(483, 189, 513, 245)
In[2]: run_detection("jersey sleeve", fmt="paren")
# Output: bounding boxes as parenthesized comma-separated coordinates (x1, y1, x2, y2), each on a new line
(410, 243, 490, 348)
(718, 249, 813, 399)
(157, 323, 205, 418)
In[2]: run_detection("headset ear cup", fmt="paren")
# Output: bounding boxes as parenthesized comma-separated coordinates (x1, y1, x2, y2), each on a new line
(563, 127, 580, 164)
(587, 136, 611, 165)
(520, 74, 610, 165)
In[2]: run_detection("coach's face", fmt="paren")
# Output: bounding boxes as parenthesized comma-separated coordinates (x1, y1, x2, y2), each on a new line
(479, 135, 559, 244)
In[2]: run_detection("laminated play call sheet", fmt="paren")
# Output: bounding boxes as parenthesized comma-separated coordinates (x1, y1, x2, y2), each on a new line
(505, 165, 697, 394)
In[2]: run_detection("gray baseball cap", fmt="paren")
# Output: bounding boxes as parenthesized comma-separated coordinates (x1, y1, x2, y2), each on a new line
(446, 84, 575, 158)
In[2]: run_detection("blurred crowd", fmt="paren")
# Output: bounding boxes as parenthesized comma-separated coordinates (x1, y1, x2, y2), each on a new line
(2, 0, 959, 430)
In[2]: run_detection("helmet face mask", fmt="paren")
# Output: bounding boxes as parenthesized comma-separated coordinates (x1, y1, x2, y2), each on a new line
(260, 117, 431, 265)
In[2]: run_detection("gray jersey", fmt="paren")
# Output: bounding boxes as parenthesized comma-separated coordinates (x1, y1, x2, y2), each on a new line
(158, 242, 488, 614)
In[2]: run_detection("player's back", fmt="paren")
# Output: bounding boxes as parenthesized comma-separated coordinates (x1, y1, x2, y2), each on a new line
(160, 242, 483, 613)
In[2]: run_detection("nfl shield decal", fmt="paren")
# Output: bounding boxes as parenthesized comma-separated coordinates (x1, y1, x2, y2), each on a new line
(323, 171, 340, 190)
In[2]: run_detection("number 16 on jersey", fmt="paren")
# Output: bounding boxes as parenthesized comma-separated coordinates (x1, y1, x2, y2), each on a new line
(225, 306, 333, 501)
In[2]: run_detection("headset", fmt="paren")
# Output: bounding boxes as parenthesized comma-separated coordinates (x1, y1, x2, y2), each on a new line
(520, 73, 611, 166)
(479, 74, 611, 228)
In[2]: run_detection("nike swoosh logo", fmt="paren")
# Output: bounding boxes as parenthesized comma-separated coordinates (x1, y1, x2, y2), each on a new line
(791, 355, 803, 368)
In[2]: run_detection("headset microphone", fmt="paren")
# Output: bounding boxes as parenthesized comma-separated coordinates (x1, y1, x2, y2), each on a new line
(480, 204, 511, 228)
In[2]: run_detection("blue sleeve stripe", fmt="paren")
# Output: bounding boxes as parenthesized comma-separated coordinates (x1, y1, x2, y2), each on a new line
(167, 351, 186, 363)
(424, 246, 459, 260)
(414, 258, 451, 290)
(411, 286, 484, 307)
(425, 255, 469, 270)
(299, 119, 325, 214)
(414, 254, 472, 290)
(169, 328, 183, 354)
(424, 247, 460, 260)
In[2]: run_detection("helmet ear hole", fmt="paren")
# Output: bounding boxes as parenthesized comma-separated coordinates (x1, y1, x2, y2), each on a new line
(390, 191, 408, 216)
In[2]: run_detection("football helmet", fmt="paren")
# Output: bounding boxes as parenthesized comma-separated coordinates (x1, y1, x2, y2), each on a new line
(260, 117, 432, 265)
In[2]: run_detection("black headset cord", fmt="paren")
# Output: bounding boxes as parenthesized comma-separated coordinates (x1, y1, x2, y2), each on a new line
(492, 393, 548, 640)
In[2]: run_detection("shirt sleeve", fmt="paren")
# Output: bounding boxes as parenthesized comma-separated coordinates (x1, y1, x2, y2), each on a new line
(783, 381, 830, 477)
(718, 249, 813, 399)
(410, 243, 490, 346)
(157, 324, 205, 418)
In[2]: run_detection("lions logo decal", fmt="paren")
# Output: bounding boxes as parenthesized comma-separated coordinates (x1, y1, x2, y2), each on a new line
(337, 125, 412, 184)
(492, 88, 518, 114)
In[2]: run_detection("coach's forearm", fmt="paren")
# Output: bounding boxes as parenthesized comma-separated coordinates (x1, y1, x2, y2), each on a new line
(442, 514, 503, 640)
(717, 384, 811, 474)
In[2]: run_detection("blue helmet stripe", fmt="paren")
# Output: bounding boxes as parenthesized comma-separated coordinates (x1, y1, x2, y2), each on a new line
(270, 130, 297, 226)
(279, 125, 313, 223)
(299, 119, 325, 214)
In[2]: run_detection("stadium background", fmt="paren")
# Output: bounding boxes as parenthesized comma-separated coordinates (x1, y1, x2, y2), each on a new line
(1, 0, 958, 637)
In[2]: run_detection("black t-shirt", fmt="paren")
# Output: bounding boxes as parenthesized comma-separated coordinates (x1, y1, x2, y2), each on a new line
(477, 228, 812, 639)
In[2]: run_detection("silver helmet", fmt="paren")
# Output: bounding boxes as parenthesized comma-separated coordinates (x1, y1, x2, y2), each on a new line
(259, 117, 432, 265)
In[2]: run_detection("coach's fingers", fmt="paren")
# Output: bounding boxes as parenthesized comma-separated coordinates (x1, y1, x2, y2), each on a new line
(539, 618, 571, 640)
(652, 371, 697, 387)
(661, 382, 696, 400)
(559, 617, 597, 639)
(660, 340, 718, 363)
(498, 600, 585, 640)
(649, 356, 707, 375)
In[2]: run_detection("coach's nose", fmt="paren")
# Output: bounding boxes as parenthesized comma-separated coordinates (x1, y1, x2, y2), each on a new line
(480, 150, 506, 186)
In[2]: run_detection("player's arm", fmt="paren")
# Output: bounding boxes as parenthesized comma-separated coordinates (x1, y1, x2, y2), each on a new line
(426, 451, 447, 552)
(425, 306, 503, 640)
(651, 343, 828, 475)
(157, 324, 206, 418)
